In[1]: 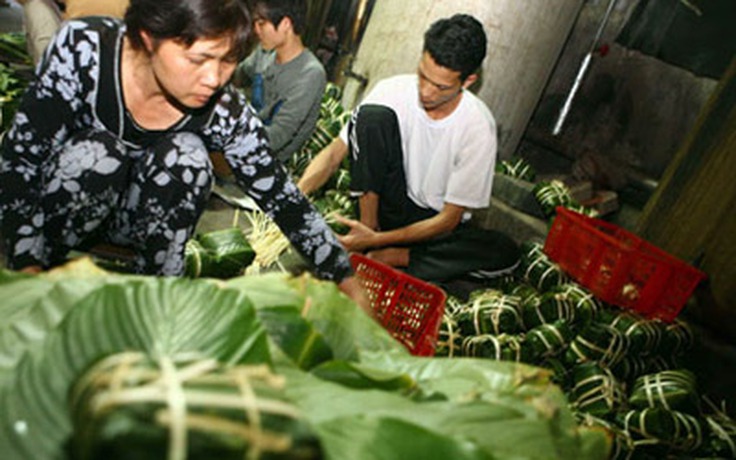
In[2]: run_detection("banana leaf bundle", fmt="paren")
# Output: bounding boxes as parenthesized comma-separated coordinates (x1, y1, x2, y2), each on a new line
(522, 284, 599, 329)
(322, 82, 342, 101)
(518, 242, 568, 292)
(308, 112, 345, 153)
(288, 83, 349, 178)
(552, 284, 602, 326)
(533, 180, 574, 217)
(564, 323, 628, 369)
(333, 168, 352, 192)
(68, 352, 322, 460)
(0, 33, 33, 130)
(575, 413, 634, 460)
(564, 203, 599, 218)
(600, 310, 663, 355)
(0, 32, 33, 65)
(658, 318, 695, 356)
(526, 320, 575, 359)
(435, 314, 463, 358)
(186, 228, 255, 279)
(509, 283, 539, 304)
(444, 295, 465, 316)
(312, 190, 355, 235)
(184, 240, 217, 278)
(570, 363, 625, 418)
(539, 357, 571, 386)
(522, 292, 574, 330)
(610, 356, 652, 383)
(496, 156, 536, 182)
(461, 333, 533, 363)
(701, 398, 736, 459)
(455, 290, 523, 336)
(319, 190, 354, 216)
(621, 407, 704, 454)
(647, 358, 683, 380)
(628, 370, 699, 414)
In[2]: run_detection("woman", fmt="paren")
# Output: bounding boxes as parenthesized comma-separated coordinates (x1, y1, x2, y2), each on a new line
(0, 0, 366, 306)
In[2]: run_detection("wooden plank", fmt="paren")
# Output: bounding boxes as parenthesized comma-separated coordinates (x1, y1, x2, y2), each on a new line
(637, 57, 736, 339)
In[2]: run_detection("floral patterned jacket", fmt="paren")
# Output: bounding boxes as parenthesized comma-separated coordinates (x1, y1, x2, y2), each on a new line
(0, 17, 352, 282)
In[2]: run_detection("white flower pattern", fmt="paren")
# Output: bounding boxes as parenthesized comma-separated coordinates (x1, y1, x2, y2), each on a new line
(0, 18, 350, 280)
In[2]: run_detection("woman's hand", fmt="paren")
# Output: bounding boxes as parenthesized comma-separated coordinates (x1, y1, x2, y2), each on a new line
(335, 215, 378, 252)
(19, 265, 43, 275)
(338, 276, 375, 320)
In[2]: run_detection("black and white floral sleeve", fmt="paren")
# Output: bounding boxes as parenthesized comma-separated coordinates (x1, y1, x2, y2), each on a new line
(0, 21, 99, 269)
(202, 89, 353, 282)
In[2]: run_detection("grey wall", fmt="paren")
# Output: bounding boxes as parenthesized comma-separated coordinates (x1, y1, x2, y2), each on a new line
(524, 0, 718, 184)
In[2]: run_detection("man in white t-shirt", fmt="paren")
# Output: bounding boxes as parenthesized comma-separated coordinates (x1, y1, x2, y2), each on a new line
(298, 14, 518, 284)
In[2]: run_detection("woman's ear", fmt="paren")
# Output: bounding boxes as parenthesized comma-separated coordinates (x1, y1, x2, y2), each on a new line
(140, 30, 156, 53)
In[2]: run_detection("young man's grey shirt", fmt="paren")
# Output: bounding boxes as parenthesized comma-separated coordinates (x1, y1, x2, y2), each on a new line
(237, 46, 326, 163)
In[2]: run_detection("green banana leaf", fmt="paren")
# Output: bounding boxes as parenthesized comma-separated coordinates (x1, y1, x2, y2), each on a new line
(0, 280, 109, 385)
(0, 273, 56, 323)
(0, 264, 611, 460)
(226, 273, 406, 362)
(0, 261, 143, 384)
(276, 353, 611, 460)
(316, 416, 493, 460)
(256, 304, 334, 370)
(0, 278, 269, 460)
(310, 360, 419, 393)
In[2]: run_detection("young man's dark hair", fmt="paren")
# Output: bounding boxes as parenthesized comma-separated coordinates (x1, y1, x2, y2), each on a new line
(125, 0, 252, 61)
(251, 0, 307, 36)
(423, 13, 487, 81)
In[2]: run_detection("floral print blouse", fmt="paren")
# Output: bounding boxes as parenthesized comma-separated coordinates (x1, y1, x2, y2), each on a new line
(0, 17, 352, 282)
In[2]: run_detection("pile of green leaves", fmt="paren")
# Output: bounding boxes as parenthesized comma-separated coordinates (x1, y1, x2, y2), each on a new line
(438, 239, 735, 459)
(0, 32, 32, 132)
(286, 82, 351, 181)
(0, 259, 609, 460)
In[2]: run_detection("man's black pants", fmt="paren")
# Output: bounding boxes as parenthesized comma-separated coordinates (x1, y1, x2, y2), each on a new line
(348, 104, 519, 284)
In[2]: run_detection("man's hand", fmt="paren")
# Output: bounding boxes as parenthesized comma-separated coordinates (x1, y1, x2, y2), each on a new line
(338, 276, 375, 320)
(335, 215, 379, 252)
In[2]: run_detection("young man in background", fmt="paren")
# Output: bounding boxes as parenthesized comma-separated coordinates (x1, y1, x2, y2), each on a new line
(235, 0, 326, 163)
(298, 14, 519, 287)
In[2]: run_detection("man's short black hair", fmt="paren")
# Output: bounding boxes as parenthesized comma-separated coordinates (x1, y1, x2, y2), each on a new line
(251, 0, 307, 36)
(423, 14, 487, 81)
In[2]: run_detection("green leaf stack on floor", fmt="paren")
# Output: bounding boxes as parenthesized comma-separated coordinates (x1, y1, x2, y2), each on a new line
(0, 260, 610, 460)
(0, 32, 32, 131)
(440, 233, 736, 459)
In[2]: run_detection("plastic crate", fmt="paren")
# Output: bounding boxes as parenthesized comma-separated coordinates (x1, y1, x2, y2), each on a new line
(544, 207, 706, 322)
(350, 254, 446, 356)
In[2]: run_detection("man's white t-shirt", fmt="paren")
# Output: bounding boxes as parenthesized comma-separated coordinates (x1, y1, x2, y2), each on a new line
(341, 74, 497, 218)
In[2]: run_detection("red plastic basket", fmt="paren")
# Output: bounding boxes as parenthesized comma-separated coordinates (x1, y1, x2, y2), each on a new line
(350, 254, 446, 356)
(543, 207, 706, 322)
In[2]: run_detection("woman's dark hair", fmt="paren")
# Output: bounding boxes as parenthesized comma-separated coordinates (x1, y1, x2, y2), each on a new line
(423, 14, 487, 81)
(251, 0, 307, 36)
(125, 0, 252, 61)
